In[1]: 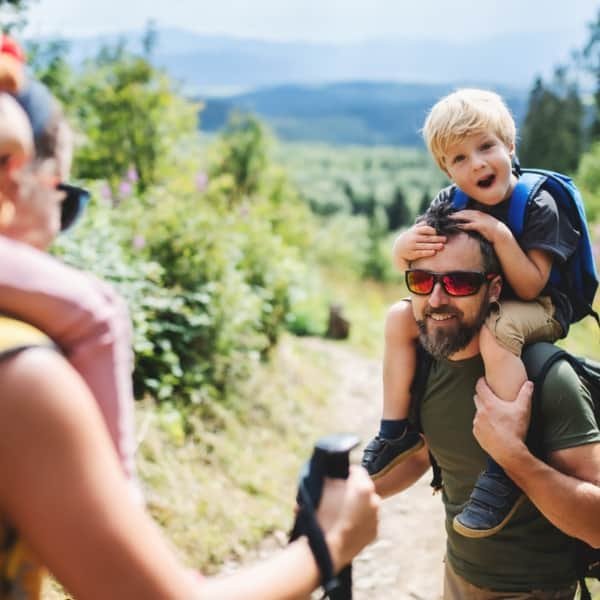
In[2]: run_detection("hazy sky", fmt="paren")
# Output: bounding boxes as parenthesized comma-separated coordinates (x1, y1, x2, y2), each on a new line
(21, 0, 600, 45)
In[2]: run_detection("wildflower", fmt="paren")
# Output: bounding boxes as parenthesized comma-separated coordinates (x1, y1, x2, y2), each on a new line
(132, 234, 146, 250)
(195, 171, 208, 192)
(100, 182, 112, 203)
(119, 181, 132, 197)
(127, 167, 139, 183)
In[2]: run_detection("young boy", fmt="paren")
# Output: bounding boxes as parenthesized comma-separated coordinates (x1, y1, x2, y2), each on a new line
(362, 88, 579, 538)
(0, 50, 140, 501)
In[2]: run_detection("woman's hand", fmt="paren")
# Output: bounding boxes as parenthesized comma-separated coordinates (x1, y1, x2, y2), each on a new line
(318, 465, 380, 571)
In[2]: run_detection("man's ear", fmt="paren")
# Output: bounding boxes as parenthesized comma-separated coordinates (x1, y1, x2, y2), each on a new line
(488, 274, 502, 303)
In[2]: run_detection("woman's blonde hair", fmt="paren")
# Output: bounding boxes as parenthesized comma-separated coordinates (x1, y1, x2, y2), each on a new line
(422, 88, 517, 172)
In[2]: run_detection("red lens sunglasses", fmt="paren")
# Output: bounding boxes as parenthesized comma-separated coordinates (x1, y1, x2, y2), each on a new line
(405, 269, 497, 297)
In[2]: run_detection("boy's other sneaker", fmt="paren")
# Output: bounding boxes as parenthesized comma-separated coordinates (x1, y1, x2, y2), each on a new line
(361, 428, 424, 480)
(453, 470, 525, 538)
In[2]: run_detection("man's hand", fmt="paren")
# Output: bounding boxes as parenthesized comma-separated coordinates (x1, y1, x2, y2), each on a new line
(392, 223, 446, 271)
(451, 209, 511, 246)
(472, 378, 534, 468)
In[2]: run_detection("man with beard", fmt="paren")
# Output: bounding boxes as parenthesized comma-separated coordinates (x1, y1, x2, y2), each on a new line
(374, 200, 600, 599)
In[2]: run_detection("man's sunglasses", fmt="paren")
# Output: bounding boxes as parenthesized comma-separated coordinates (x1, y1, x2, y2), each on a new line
(405, 269, 497, 297)
(58, 183, 90, 232)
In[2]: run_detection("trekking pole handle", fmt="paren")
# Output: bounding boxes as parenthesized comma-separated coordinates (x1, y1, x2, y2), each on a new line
(290, 433, 360, 600)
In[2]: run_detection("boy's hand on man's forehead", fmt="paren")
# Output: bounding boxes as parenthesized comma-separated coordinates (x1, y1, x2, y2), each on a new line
(392, 222, 447, 271)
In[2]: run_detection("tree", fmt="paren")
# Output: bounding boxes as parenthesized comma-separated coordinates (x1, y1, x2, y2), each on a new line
(518, 68, 584, 173)
(73, 37, 199, 197)
(208, 113, 269, 204)
(385, 185, 411, 230)
(0, 0, 34, 32)
(583, 8, 600, 141)
(417, 190, 431, 217)
(26, 39, 77, 107)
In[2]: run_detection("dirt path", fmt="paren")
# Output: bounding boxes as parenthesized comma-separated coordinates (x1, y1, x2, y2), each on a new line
(220, 336, 446, 599)
(303, 337, 446, 600)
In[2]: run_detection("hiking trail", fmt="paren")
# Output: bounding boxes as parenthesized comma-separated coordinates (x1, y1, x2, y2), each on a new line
(224, 337, 446, 599)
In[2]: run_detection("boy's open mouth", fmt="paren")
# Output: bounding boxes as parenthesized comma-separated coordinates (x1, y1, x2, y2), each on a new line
(477, 174, 495, 188)
(477, 175, 496, 188)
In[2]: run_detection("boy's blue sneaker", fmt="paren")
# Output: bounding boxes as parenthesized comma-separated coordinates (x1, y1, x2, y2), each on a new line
(361, 428, 424, 480)
(453, 470, 525, 538)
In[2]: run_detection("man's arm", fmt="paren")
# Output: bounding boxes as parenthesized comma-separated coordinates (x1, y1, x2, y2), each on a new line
(472, 378, 600, 548)
(373, 444, 431, 498)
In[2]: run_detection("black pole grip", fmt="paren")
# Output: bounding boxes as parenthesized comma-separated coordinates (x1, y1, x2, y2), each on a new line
(290, 433, 359, 600)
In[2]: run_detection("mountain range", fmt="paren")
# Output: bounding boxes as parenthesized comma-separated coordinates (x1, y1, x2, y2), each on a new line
(58, 27, 578, 145)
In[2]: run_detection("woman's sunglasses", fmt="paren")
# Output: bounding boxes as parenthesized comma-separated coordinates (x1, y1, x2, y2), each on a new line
(405, 269, 497, 297)
(58, 183, 90, 232)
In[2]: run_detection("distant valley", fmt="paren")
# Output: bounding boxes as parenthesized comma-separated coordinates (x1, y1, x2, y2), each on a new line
(197, 81, 528, 146)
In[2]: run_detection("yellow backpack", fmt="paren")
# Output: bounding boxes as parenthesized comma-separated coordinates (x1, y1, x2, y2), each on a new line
(0, 316, 54, 359)
(0, 315, 54, 600)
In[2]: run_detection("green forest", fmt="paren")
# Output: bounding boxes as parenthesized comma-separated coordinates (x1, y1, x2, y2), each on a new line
(3, 1, 600, 595)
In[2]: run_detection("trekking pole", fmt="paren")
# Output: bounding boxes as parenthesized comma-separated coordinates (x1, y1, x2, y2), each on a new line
(290, 433, 360, 600)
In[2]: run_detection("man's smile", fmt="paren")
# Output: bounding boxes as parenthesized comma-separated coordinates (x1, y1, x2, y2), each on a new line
(427, 313, 455, 322)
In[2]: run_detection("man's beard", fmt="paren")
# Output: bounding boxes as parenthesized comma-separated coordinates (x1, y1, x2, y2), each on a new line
(415, 299, 491, 360)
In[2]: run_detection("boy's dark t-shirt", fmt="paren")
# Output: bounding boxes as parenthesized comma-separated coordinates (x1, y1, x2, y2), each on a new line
(431, 184, 580, 335)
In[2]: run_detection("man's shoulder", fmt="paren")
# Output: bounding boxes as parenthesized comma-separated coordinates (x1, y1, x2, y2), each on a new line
(534, 351, 600, 451)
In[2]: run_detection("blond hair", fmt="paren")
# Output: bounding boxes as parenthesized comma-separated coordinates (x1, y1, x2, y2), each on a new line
(422, 88, 517, 173)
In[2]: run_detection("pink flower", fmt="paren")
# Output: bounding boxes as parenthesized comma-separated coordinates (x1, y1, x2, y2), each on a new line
(127, 167, 139, 183)
(100, 183, 112, 202)
(133, 234, 146, 250)
(195, 171, 208, 192)
(119, 181, 132, 197)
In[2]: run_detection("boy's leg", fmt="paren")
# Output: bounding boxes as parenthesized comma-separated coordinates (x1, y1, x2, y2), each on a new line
(453, 299, 562, 538)
(361, 300, 424, 479)
(0, 237, 139, 494)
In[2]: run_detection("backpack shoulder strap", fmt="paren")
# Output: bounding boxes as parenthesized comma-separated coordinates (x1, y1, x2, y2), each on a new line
(508, 171, 547, 238)
(521, 342, 570, 456)
(521, 341, 569, 384)
(410, 344, 442, 490)
(411, 342, 433, 432)
(451, 187, 469, 210)
(0, 315, 54, 361)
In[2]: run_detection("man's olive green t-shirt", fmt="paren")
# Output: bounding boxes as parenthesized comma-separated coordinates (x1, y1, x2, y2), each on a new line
(420, 354, 600, 592)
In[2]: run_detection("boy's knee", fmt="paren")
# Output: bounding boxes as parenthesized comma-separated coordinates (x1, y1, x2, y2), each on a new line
(480, 320, 522, 360)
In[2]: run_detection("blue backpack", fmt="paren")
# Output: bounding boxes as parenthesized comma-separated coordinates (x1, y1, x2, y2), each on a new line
(452, 168, 600, 325)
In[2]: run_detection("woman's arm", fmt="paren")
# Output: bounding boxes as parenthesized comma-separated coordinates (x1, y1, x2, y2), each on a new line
(0, 348, 379, 600)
